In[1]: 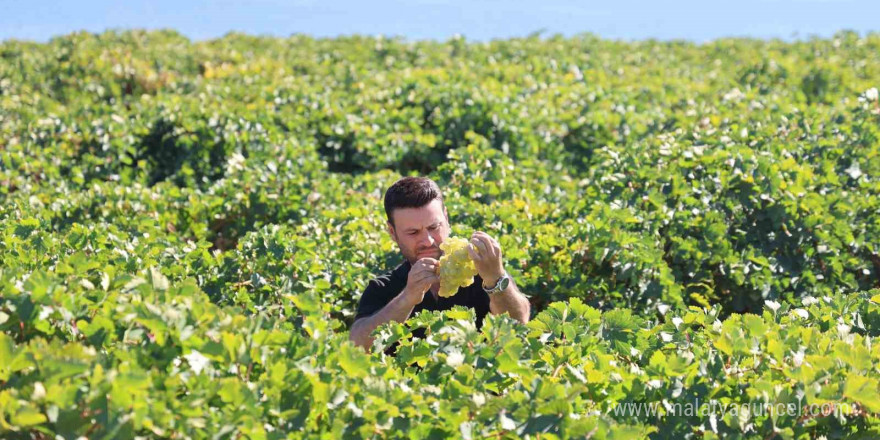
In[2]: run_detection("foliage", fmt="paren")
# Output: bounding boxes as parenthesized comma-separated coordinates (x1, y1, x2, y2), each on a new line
(1, 30, 879, 437)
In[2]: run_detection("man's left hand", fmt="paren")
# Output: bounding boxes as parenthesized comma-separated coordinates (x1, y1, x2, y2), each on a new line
(467, 231, 505, 288)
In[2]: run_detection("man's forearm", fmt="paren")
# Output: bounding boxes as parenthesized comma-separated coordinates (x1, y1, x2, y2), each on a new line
(488, 279, 530, 323)
(350, 291, 417, 350)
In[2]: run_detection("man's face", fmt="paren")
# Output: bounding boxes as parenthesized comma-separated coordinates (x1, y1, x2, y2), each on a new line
(387, 199, 450, 265)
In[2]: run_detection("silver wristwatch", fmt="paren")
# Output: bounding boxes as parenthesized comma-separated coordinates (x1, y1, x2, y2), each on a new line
(483, 272, 510, 296)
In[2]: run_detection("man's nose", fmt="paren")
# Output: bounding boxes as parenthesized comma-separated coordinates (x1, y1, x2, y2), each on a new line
(419, 231, 435, 247)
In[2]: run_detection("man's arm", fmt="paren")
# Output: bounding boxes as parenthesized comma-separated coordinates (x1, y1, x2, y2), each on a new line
(349, 289, 418, 350)
(469, 231, 531, 323)
(485, 275, 530, 323)
(350, 258, 439, 351)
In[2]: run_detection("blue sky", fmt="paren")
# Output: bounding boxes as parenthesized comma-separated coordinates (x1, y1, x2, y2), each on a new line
(1, 0, 878, 43)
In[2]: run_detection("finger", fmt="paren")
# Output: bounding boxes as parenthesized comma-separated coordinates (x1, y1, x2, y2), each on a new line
(473, 231, 493, 240)
(484, 235, 502, 256)
(476, 232, 500, 250)
(484, 236, 500, 258)
(416, 276, 439, 288)
(469, 238, 484, 257)
(420, 278, 439, 288)
(418, 263, 438, 272)
(474, 231, 498, 246)
(415, 259, 438, 270)
(471, 237, 488, 254)
(475, 235, 497, 258)
(467, 244, 482, 261)
(416, 266, 438, 276)
(413, 272, 438, 284)
(476, 238, 500, 257)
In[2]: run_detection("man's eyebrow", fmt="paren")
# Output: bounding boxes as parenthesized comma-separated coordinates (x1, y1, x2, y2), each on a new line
(404, 221, 442, 233)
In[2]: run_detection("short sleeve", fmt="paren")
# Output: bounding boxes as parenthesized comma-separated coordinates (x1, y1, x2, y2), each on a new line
(354, 281, 395, 321)
(354, 263, 408, 321)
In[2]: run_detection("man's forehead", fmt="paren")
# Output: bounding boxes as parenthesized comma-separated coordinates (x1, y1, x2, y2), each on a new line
(392, 200, 445, 229)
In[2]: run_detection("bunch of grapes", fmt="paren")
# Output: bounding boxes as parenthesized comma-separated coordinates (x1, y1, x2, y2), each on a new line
(438, 237, 478, 297)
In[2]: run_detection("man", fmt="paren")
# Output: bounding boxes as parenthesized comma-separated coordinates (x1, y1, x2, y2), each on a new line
(349, 176, 530, 351)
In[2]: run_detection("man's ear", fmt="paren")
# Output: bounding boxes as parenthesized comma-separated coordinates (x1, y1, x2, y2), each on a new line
(386, 221, 398, 244)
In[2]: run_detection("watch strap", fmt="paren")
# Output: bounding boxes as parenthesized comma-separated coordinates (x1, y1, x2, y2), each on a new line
(483, 273, 509, 295)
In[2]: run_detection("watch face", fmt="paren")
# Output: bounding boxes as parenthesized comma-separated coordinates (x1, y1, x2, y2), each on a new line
(485, 275, 510, 294)
(498, 276, 510, 291)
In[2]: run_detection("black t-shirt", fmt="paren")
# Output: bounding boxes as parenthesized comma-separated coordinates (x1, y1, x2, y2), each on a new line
(355, 260, 491, 334)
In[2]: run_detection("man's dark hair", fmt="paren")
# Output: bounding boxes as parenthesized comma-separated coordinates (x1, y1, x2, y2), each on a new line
(384, 177, 443, 226)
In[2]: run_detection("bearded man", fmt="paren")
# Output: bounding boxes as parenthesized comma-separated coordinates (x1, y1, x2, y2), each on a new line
(349, 177, 530, 350)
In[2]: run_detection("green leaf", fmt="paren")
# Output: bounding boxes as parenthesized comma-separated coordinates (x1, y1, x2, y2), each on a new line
(446, 307, 473, 321)
(833, 341, 872, 371)
(742, 313, 766, 337)
(844, 374, 880, 413)
(218, 378, 247, 406)
(11, 407, 47, 427)
(0, 333, 13, 381)
(337, 343, 370, 379)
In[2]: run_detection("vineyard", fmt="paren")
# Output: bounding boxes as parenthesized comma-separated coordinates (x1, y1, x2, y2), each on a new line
(1, 29, 879, 438)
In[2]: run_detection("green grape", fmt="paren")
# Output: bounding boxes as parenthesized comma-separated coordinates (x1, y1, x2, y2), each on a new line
(438, 237, 478, 297)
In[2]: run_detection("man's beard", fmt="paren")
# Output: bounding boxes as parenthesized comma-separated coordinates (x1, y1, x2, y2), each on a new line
(405, 245, 442, 264)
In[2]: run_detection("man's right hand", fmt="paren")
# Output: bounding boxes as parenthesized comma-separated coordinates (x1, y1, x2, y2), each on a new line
(403, 258, 439, 306)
